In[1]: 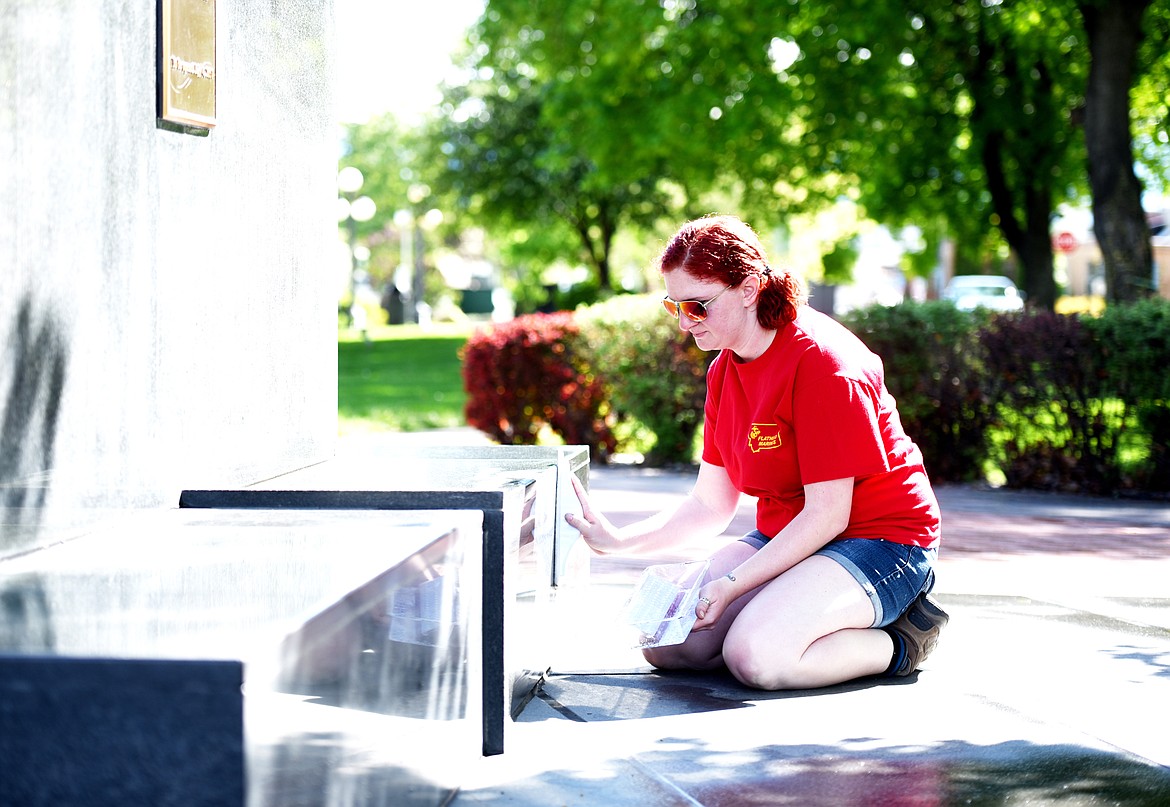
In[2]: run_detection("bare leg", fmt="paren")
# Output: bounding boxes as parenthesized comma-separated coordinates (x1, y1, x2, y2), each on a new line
(642, 540, 759, 671)
(722, 554, 893, 689)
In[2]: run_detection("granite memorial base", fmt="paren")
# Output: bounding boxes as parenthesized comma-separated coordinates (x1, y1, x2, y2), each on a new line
(0, 656, 244, 806)
(180, 444, 592, 757)
(0, 508, 483, 807)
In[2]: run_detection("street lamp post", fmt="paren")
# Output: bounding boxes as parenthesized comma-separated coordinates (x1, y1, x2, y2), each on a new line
(392, 209, 414, 324)
(337, 167, 375, 326)
(392, 207, 444, 325)
(393, 182, 444, 325)
(415, 208, 444, 325)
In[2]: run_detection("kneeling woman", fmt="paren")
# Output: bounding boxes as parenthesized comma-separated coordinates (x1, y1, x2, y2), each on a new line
(566, 215, 948, 689)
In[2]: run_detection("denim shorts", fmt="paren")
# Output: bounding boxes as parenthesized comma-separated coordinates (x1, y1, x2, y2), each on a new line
(739, 530, 937, 628)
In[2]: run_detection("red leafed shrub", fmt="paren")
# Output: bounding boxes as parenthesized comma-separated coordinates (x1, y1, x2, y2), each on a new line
(461, 312, 615, 460)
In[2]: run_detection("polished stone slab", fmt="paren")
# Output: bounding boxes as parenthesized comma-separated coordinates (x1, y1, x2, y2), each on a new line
(181, 445, 592, 756)
(1, 656, 244, 807)
(248, 443, 591, 588)
(0, 508, 483, 807)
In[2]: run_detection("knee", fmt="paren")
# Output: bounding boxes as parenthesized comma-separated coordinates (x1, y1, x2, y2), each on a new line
(722, 635, 798, 691)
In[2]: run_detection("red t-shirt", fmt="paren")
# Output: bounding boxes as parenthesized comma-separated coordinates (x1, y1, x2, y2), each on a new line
(702, 306, 941, 548)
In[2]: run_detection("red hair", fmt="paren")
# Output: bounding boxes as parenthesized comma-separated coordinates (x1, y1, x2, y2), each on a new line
(658, 215, 805, 329)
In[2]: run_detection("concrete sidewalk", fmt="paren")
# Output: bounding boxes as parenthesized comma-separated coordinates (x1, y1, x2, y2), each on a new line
(454, 463, 1170, 806)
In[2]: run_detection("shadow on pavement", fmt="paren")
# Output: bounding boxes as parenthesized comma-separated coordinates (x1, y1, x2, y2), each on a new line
(535, 667, 918, 722)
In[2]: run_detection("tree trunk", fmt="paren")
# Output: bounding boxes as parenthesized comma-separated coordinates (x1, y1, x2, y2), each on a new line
(573, 218, 611, 290)
(572, 198, 616, 290)
(970, 22, 1060, 310)
(1018, 187, 1059, 310)
(1080, 0, 1155, 303)
(980, 132, 1059, 310)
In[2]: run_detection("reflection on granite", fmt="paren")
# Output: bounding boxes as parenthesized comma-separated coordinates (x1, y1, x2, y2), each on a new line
(0, 508, 483, 807)
(249, 444, 591, 590)
(276, 532, 474, 722)
(181, 445, 593, 757)
(248, 693, 468, 807)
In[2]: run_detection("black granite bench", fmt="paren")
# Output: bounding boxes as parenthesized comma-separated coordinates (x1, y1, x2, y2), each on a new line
(0, 508, 484, 807)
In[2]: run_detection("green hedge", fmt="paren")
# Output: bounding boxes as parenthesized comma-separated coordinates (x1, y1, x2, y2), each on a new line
(850, 300, 1170, 494)
(1085, 298, 1170, 490)
(840, 302, 993, 483)
(576, 295, 714, 465)
(461, 298, 1170, 494)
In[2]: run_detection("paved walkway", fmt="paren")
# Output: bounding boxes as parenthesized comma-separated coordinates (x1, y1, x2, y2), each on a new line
(451, 460, 1170, 806)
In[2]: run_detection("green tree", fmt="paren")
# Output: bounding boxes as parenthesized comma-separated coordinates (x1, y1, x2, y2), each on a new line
(339, 114, 415, 291)
(741, 1, 1091, 309)
(1080, 0, 1163, 303)
(1130, 2, 1170, 187)
(776, 0, 1167, 305)
(423, 0, 1167, 306)
(342, 114, 460, 320)
(424, 29, 677, 291)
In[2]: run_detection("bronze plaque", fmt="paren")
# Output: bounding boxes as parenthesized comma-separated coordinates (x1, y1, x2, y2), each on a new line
(159, 0, 216, 129)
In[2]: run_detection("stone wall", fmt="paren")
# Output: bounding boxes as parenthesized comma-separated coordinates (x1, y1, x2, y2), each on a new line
(0, 1, 338, 556)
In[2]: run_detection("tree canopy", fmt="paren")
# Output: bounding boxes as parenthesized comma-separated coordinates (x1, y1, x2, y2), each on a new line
(408, 0, 1169, 307)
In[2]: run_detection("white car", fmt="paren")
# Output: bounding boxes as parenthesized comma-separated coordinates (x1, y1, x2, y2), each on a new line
(942, 275, 1025, 312)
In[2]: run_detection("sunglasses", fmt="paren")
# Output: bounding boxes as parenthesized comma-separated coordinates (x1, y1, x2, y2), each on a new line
(662, 283, 736, 322)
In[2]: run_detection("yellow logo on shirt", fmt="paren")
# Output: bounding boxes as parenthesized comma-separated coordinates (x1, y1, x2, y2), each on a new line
(747, 423, 782, 453)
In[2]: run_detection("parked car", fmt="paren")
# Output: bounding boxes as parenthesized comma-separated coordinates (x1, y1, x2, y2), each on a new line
(942, 275, 1025, 312)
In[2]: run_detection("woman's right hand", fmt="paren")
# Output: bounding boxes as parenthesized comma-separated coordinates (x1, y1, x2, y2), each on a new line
(564, 474, 624, 555)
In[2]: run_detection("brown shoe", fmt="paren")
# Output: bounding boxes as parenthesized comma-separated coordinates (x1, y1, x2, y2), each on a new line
(888, 593, 949, 676)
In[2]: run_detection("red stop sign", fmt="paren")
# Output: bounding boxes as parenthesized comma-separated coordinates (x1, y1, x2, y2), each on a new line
(1055, 231, 1078, 253)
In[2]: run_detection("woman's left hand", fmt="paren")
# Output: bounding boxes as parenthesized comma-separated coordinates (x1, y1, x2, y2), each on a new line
(692, 574, 737, 632)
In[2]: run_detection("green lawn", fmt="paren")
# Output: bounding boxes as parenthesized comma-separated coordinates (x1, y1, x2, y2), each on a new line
(337, 324, 471, 435)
